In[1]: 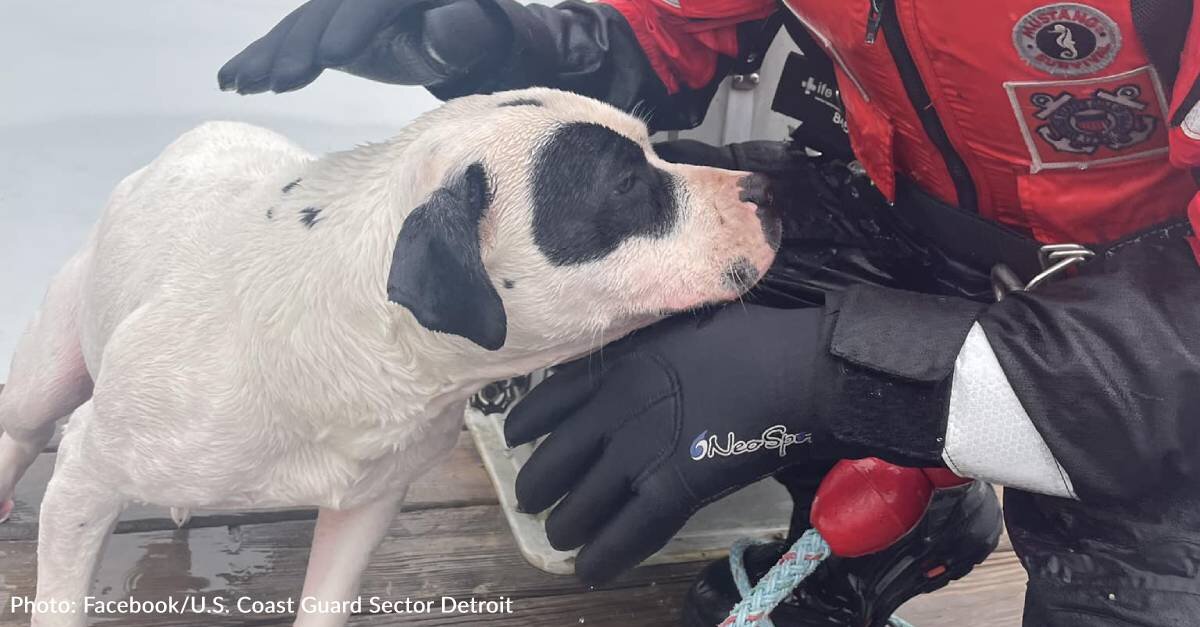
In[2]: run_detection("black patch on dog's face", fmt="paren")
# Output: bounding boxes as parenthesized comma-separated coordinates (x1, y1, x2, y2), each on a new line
(387, 163, 506, 350)
(282, 178, 302, 193)
(499, 98, 543, 108)
(266, 208, 275, 220)
(532, 123, 677, 266)
(503, 279, 515, 289)
(299, 207, 322, 228)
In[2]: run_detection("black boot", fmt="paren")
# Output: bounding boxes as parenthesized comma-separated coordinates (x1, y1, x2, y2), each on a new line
(681, 480, 1002, 627)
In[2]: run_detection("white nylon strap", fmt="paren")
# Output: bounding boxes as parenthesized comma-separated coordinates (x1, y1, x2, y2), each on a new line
(942, 323, 1077, 499)
(722, 82, 757, 145)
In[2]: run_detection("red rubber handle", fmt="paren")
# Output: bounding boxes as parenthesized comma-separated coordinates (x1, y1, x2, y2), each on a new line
(810, 458, 964, 557)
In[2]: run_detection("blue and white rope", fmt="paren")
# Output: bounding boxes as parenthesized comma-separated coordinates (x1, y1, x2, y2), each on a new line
(722, 530, 915, 627)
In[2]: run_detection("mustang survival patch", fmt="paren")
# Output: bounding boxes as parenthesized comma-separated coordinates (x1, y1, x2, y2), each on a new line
(1012, 3, 1121, 77)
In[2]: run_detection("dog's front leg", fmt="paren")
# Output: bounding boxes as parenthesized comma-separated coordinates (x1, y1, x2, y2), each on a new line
(293, 494, 405, 627)
(33, 403, 125, 627)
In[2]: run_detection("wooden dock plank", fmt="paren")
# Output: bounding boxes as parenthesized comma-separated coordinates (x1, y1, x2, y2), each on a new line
(0, 503, 708, 626)
(1, 499, 1025, 627)
(0, 377, 1026, 626)
(0, 431, 496, 541)
(337, 582, 697, 626)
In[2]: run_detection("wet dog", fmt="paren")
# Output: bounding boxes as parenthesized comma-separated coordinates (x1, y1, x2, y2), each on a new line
(0, 87, 779, 626)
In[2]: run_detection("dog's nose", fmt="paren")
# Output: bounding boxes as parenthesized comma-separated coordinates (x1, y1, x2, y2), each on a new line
(737, 173, 781, 250)
(738, 173, 774, 208)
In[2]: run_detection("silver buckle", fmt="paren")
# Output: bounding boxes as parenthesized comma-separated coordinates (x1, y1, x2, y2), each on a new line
(1027, 243, 1094, 290)
(991, 243, 1094, 301)
(730, 73, 760, 90)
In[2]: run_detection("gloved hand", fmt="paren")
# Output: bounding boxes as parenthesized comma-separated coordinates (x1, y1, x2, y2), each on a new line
(218, 0, 509, 94)
(653, 139, 806, 176)
(505, 303, 869, 583)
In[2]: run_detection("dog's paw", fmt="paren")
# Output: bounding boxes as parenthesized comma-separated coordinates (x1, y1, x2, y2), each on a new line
(0, 498, 13, 524)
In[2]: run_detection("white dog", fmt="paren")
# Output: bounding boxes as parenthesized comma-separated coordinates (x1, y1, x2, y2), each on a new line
(0, 87, 779, 626)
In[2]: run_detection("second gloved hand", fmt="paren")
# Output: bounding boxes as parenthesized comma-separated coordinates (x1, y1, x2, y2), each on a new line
(504, 303, 867, 583)
(218, 0, 508, 94)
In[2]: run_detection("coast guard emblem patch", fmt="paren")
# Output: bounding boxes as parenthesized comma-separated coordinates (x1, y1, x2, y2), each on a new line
(1005, 66, 1169, 172)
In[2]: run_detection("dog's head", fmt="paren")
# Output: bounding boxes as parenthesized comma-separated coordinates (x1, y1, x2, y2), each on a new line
(386, 88, 780, 354)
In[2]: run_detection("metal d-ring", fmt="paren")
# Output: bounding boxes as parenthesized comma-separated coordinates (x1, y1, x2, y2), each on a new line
(991, 243, 1094, 301)
(1025, 253, 1091, 291)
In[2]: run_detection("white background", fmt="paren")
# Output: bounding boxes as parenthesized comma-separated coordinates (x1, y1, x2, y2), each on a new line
(0, 0, 441, 380)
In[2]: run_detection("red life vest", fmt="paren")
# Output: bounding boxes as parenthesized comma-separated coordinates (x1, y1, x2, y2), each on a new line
(606, 0, 1200, 246)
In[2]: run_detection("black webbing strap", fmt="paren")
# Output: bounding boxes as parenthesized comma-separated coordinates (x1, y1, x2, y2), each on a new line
(895, 180, 1046, 280)
(896, 180, 1195, 284)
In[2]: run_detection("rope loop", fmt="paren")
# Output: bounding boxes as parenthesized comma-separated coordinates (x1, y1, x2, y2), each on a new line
(721, 530, 915, 627)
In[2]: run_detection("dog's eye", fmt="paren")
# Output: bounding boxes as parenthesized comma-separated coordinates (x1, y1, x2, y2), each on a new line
(614, 172, 636, 195)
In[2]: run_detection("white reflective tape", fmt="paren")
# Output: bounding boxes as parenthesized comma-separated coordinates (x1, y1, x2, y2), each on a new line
(942, 324, 1077, 499)
(1183, 101, 1200, 140)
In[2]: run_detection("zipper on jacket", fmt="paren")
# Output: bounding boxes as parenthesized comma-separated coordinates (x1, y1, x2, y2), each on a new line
(875, 0, 979, 212)
(865, 0, 884, 44)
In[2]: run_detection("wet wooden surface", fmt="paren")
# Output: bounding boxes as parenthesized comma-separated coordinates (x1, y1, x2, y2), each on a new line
(0, 387, 1027, 625)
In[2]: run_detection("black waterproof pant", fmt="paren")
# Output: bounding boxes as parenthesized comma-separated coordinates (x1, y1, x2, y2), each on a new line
(754, 158, 1200, 627)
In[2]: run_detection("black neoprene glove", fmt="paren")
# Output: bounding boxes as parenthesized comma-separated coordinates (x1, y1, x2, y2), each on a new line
(218, 0, 508, 93)
(505, 304, 853, 582)
(652, 139, 804, 175)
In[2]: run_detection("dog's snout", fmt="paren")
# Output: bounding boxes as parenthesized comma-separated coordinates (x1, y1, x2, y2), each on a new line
(737, 174, 782, 251)
(738, 173, 773, 208)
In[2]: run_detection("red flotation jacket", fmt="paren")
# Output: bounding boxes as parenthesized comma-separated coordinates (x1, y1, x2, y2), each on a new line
(604, 0, 1200, 248)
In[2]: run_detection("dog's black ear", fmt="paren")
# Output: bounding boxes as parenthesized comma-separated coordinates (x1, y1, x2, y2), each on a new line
(387, 163, 506, 350)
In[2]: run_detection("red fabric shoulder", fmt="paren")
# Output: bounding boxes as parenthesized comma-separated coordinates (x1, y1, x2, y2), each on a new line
(602, 0, 775, 93)
(1166, 2, 1200, 262)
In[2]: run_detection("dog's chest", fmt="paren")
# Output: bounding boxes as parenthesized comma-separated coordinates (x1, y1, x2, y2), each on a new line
(264, 392, 470, 510)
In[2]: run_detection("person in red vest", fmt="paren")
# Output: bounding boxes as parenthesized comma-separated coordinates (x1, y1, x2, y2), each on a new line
(221, 1, 1200, 624)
